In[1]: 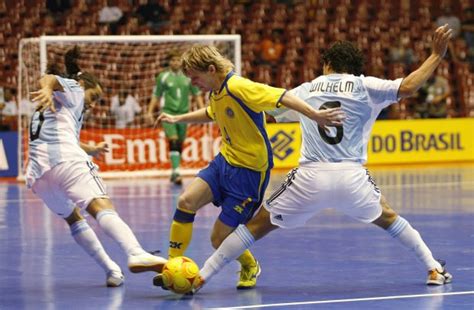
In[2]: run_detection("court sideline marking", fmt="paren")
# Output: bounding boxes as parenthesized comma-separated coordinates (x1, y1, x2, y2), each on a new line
(205, 291, 474, 309)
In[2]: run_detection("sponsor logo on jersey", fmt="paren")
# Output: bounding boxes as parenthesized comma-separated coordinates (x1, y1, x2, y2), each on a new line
(226, 107, 234, 118)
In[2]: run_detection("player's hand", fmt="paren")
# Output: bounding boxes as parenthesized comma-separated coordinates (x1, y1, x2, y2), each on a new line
(154, 112, 178, 128)
(432, 24, 453, 58)
(146, 112, 157, 126)
(30, 87, 56, 113)
(313, 107, 346, 129)
(90, 142, 109, 158)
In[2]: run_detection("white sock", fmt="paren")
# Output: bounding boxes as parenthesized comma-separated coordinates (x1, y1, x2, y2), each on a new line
(200, 225, 255, 282)
(386, 216, 442, 271)
(96, 210, 145, 257)
(70, 219, 121, 273)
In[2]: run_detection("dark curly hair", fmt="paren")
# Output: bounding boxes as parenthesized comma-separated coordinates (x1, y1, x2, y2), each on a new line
(64, 46, 101, 89)
(322, 41, 365, 75)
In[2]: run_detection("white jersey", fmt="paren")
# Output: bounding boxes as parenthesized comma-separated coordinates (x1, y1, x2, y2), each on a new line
(291, 74, 402, 164)
(26, 76, 90, 187)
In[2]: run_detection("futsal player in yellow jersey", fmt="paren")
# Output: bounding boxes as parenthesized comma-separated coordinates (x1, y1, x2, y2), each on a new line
(153, 44, 345, 290)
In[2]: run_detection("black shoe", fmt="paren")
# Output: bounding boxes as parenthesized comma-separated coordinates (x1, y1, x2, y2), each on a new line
(153, 274, 169, 290)
(174, 175, 183, 186)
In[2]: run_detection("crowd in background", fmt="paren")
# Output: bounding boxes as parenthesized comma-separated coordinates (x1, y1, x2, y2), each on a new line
(0, 0, 473, 131)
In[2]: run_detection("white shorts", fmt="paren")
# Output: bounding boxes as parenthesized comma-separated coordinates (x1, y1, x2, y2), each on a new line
(31, 161, 109, 218)
(264, 162, 382, 228)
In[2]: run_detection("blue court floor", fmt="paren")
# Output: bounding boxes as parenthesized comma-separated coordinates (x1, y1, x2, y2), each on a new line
(0, 164, 473, 309)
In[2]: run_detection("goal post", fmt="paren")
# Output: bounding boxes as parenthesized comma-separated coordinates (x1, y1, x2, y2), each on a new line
(18, 35, 241, 180)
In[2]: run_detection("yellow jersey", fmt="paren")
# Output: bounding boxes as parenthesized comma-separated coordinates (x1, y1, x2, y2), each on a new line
(206, 72, 286, 171)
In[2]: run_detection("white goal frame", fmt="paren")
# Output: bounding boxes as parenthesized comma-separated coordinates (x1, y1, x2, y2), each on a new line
(17, 35, 241, 180)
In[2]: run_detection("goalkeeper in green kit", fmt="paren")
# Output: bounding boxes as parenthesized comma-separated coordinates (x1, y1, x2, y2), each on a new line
(147, 50, 204, 185)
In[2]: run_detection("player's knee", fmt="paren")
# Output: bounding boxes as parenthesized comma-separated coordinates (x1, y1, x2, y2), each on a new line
(65, 208, 84, 226)
(373, 196, 398, 228)
(246, 207, 276, 240)
(86, 198, 115, 218)
(177, 194, 195, 212)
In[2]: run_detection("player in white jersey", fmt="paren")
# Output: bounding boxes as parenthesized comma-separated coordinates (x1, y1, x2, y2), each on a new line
(26, 46, 167, 287)
(191, 25, 454, 292)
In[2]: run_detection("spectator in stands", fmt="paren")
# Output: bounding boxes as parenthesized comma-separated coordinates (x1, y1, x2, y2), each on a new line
(426, 74, 450, 118)
(389, 35, 417, 66)
(462, 8, 474, 65)
(436, 6, 461, 38)
(110, 90, 142, 129)
(2, 88, 17, 117)
(436, 5, 461, 61)
(259, 29, 285, 65)
(98, 0, 124, 34)
(146, 50, 203, 185)
(0, 88, 18, 131)
(0, 101, 6, 131)
(46, 0, 71, 20)
(19, 96, 35, 129)
(136, 0, 169, 33)
(414, 73, 450, 119)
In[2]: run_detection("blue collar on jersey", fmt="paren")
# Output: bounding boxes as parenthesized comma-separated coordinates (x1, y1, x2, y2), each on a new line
(217, 71, 234, 94)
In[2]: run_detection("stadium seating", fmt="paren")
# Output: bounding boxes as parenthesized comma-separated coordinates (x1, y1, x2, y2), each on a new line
(1, 0, 472, 118)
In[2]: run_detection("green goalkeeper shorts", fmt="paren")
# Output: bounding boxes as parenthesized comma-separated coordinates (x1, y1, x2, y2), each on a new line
(162, 122, 188, 141)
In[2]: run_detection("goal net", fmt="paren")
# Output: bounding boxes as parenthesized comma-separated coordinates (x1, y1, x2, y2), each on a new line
(18, 35, 241, 179)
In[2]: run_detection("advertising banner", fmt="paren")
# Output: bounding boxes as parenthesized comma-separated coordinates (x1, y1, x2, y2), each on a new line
(0, 132, 18, 177)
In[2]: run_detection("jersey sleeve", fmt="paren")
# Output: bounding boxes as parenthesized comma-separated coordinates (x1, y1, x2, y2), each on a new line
(206, 105, 215, 120)
(154, 73, 164, 97)
(228, 77, 286, 112)
(266, 85, 305, 123)
(362, 76, 403, 107)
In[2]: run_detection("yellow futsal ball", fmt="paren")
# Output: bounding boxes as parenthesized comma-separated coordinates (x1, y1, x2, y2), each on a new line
(161, 256, 200, 294)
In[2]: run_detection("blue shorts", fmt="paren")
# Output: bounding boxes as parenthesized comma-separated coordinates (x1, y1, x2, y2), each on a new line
(197, 153, 271, 227)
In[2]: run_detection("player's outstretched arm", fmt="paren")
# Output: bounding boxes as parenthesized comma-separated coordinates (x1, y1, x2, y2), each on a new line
(279, 92, 345, 127)
(398, 24, 452, 99)
(30, 74, 63, 112)
(154, 107, 212, 128)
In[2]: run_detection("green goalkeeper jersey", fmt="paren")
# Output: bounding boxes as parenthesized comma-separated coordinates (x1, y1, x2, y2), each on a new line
(153, 69, 200, 114)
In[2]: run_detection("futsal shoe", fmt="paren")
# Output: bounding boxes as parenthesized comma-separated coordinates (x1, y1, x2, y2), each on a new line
(106, 270, 124, 287)
(236, 260, 261, 289)
(188, 275, 205, 295)
(426, 260, 453, 285)
(174, 175, 183, 186)
(128, 253, 168, 273)
(152, 273, 169, 290)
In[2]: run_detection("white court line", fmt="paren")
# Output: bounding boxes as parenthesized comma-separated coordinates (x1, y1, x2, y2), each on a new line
(205, 291, 474, 309)
(2, 180, 474, 204)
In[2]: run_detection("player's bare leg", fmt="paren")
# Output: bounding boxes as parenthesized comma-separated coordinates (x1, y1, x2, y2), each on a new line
(372, 195, 452, 285)
(65, 207, 123, 287)
(154, 177, 213, 289)
(87, 198, 167, 273)
(168, 137, 182, 185)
